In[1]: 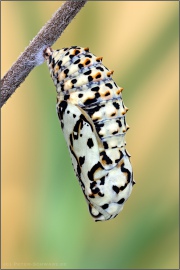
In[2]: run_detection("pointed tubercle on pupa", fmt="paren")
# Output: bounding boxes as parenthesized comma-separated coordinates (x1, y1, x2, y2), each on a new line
(116, 87, 124, 95)
(132, 180, 136, 185)
(125, 106, 129, 112)
(96, 56, 103, 62)
(107, 70, 114, 77)
(126, 124, 130, 131)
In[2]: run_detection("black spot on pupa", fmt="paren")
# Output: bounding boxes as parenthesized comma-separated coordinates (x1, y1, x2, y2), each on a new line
(83, 99, 93, 106)
(117, 198, 125, 204)
(71, 79, 77, 84)
(116, 119, 122, 127)
(78, 93, 83, 98)
(79, 156, 85, 166)
(52, 58, 56, 68)
(78, 63, 83, 69)
(105, 83, 113, 89)
(92, 187, 100, 194)
(64, 68, 69, 75)
(95, 92, 100, 99)
(103, 141, 108, 149)
(119, 184, 127, 191)
(59, 84, 64, 91)
(88, 75, 93, 82)
(49, 55, 52, 64)
(86, 54, 92, 58)
(60, 121, 64, 129)
(58, 60, 62, 68)
(96, 66, 104, 71)
(87, 138, 94, 148)
(98, 192, 104, 197)
(101, 204, 109, 209)
(112, 185, 119, 194)
(58, 101, 67, 120)
(90, 181, 96, 190)
(91, 86, 100, 92)
(64, 94, 70, 101)
(113, 101, 120, 110)
(100, 176, 105, 185)
(74, 59, 80, 64)
(84, 70, 92, 75)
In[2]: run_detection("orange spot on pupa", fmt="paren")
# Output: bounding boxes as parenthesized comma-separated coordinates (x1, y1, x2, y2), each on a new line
(122, 110, 126, 115)
(107, 70, 114, 76)
(94, 72, 101, 79)
(96, 56, 103, 61)
(84, 59, 91, 65)
(73, 49, 80, 55)
(54, 65, 59, 72)
(102, 91, 111, 97)
(116, 88, 123, 95)
(125, 106, 129, 112)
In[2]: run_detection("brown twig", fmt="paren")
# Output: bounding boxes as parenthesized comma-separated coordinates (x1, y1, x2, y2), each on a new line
(1, 1, 87, 107)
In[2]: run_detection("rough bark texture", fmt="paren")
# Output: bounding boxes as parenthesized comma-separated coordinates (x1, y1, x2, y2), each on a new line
(1, 1, 87, 107)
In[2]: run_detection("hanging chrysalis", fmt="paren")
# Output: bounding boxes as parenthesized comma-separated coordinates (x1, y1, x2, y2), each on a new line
(44, 46, 135, 221)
